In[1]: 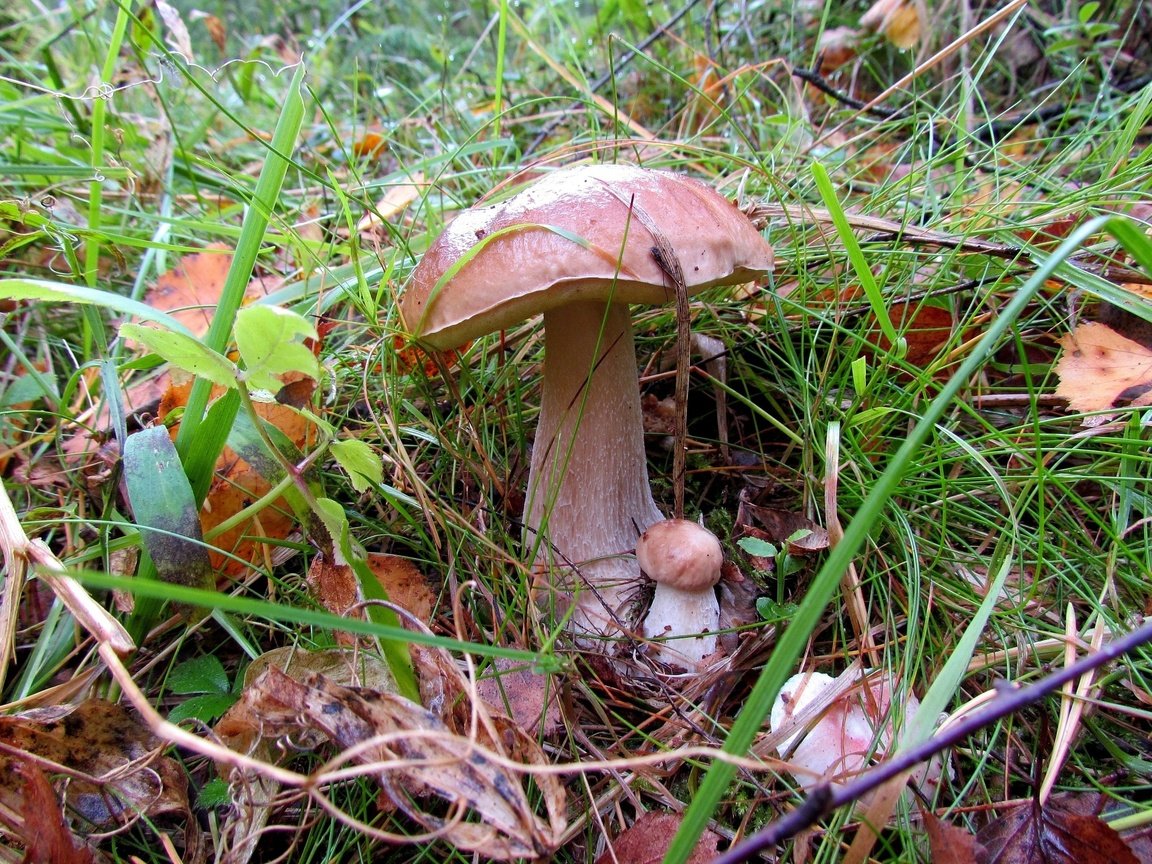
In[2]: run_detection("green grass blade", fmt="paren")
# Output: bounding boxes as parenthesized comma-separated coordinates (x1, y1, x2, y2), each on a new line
(173, 62, 308, 477)
(811, 161, 905, 358)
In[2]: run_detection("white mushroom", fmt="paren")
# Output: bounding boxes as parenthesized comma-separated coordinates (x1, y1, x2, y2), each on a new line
(637, 519, 723, 669)
(401, 164, 773, 640)
(769, 668, 943, 794)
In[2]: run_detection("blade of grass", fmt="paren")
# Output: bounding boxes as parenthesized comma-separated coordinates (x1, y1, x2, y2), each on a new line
(76, 571, 555, 668)
(664, 214, 1144, 864)
(811, 160, 906, 359)
(173, 62, 307, 482)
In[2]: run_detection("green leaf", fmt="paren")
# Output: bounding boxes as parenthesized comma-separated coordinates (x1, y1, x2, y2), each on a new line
(197, 777, 232, 808)
(330, 438, 383, 493)
(737, 536, 779, 558)
(235, 305, 319, 392)
(120, 323, 238, 389)
(122, 426, 214, 592)
(169, 655, 230, 695)
(167, 692, 238, 725)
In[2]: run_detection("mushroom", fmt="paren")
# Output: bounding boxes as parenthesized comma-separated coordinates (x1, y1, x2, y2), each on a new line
(400, 164, 773, 638)
(769, 669, 944, 795)
(636, 518, 724, 669)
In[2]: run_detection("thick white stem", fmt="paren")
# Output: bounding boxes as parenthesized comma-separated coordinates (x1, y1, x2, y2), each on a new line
(526, 301, 664, 637)
(642, 583, 720, 669)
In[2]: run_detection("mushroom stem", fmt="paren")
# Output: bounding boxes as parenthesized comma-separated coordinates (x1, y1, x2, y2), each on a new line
(527, 300, 664, 637)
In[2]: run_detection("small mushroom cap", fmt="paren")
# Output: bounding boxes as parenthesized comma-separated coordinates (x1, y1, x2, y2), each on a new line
(636, 519, 723, 592)
(401, 164, 775, 349)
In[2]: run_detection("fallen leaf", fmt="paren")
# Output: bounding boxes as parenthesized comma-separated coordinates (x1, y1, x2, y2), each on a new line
(1054, 322, 1152, 424)
(1, 761, 96, 864)
(922, 808, 985, 864)
(226, 665, 565, 860)
(477, 658, 562, 736)
(357, 172, 425, 232)
(0, 700, 193, 834)
(159, 374, 317, 576)
(875, 302, 957, 371)
(595, 811, 722, 864)
(976, 797, 1139, 864)
(860, 0, 922, 49)
(352, 130, 388, 158)
(735, 500, 830, 555)
(816, 26, 860, 76)
(306, 553, 437, 634)
(143, 244, 282, 339)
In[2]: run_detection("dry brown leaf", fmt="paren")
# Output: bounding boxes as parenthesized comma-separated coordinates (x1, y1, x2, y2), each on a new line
(1055, 322, 1152, 423)
(3, 761, 97, 864)
(357, 173, 425, 233)
(228, 666, 565, 860)
(595, 811, 723, 864)
(352, 130, 388, 159)
(736, 501, 830, 555)
(364, 553, 438, 621)
(816, 26, 860, 76)
(0, 701, 192, 834)
(876, 302, 957, 371)
(192, 10, 227, 52)
(477, 658, 562, 736)
(976, 797, 1139, 864)
(923, 808, 985, 864)
(143, 244, 282, 339)
(159, 375, 317, 576)
(860, 0, 922, 49)
(305, 553, 437, 632)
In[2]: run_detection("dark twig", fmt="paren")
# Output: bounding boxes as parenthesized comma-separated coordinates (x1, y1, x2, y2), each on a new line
(791, 67, 900, 119)
(710, 615, 1152, 864)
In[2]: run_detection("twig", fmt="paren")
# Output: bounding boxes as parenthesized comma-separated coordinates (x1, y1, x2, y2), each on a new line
(711, 614, 1152, 864)
(650, 241, 690, 520)
(0, 479, 134, 680)
(790, 67, 899, 118)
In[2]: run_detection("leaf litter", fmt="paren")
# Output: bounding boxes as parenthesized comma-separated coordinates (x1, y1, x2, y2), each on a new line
(215, 640, 566, 861)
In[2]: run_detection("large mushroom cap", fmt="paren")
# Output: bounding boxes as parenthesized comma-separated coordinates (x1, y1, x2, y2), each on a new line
(401, 163, 775, 348)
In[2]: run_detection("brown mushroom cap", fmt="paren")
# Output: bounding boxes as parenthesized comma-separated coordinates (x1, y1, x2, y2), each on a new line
(401, 163, 774, 347)
(636, 518, 723, 593)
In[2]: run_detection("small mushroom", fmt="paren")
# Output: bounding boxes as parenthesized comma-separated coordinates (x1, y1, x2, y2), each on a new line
(637, 518, 723, 669)
(401, 164, 773, 639)
(769, 669, 943, 794)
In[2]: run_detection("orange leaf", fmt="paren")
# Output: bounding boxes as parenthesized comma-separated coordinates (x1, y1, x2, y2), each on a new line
(160, 376, 317, 576)
(1055, 322, 1152, 421)
(144, 244, 283, 339)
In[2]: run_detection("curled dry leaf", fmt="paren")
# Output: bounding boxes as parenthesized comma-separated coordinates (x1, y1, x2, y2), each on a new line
(1055, 322, 1152, 425)
(228, 666, 564, 860)
(0, 700, 195, 857)
(1, 761, 97, 864)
